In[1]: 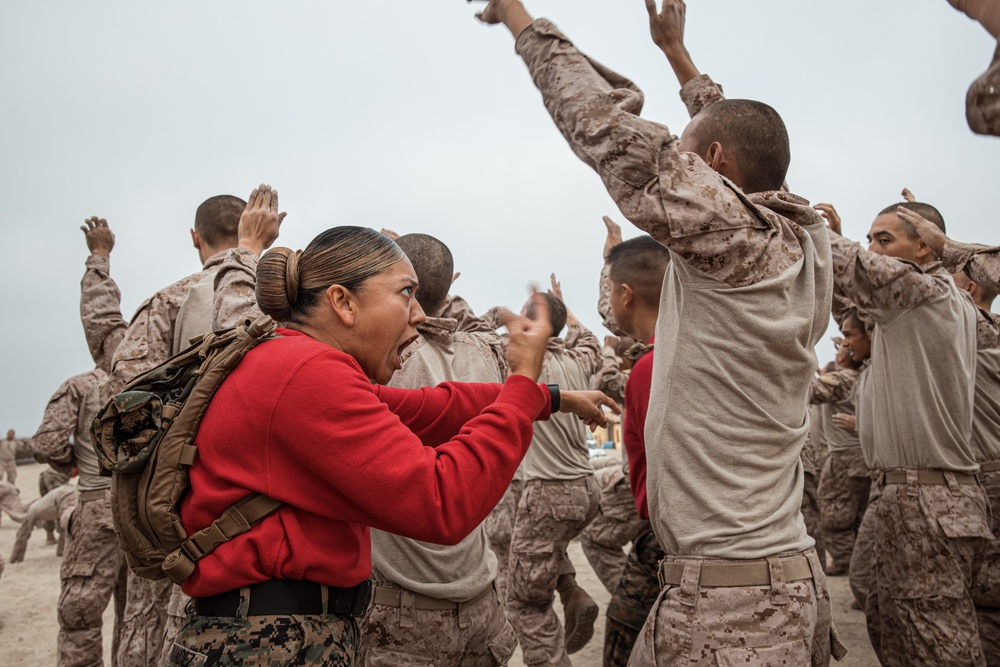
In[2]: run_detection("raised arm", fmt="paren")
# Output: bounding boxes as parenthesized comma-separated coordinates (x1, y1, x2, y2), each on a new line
(816, 203, 948, 318)
(809, 368, 858, 405)
(213, 184, 285, 329)
(598, 216, 626, 335)
(80, 217, 126, 373)
(477, 1, 794, 288)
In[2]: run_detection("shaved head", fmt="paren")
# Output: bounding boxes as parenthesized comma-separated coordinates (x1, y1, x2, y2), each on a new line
(194, 195, 246, 248)
(394, 233, 454, 317)
(877, 201, 946, 238)
(524, 292, 567, 338)
(606, 236, 671, 306)
(684, 99, 790, 194)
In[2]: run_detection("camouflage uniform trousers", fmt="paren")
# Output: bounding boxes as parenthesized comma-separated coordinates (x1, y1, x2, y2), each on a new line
(507, 476, 599, 667)
(848, 481, 880, 613)
(816, 449, 870, 575)
(41, 468, 71, 543)
(1, 459, 17, 485)
(360, 581, 518, 666)
(603, 526, 663, 667)
(801, 470, 827, 572)
(486, 479, 523, 605)
(628, 548, 845, 666)
(974, 468, 1000, 666)
(580, 465, 647, 595)
(166, 606, 359, 666)
(158, 585, 193, 666)
(59, 490, 127, 667)
(117, 571, 173, 667)
(870, 472, 993, 667)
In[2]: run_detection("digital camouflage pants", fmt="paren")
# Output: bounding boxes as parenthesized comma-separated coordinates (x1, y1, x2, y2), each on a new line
(870, 474, 993, 667)
(486, 479, 523, 606)
(580, 464, 647, 595)
(59, 491, 127, 667)
(166, 610, 359, 666)
(603, 527, 663, 667)
(360, 581, 517, 666)
(627, 548, 845, 666)
(974, 468, 1000, 666)
(507, 477, 599, 666)
(117, 572, 172, 667)
(817, 449, 870, 575)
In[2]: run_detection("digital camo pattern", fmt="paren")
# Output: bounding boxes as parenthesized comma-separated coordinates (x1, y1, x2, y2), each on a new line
(0, 480, 27, 525)
(31, 370, 106, 473)
(580, 463, 647, 594)
(40, 467, 70, 542)
(117, 566, 173, 666)
(809, 368, 859, 405)
(81, 253, 127, 373)
(361, 583, 516, 667)
(588, 346, 628, 407)
(159, 586, 194, 667)
(967, 39, 1000, 137)
(507, 478, 599, 666)
(516, 20, 817, 290)
(166, 613, 359, 667)
(604, 528, 664, 667)
(58, 491, 127, 667)
(943, 239, 1000, 295)
(974, 469, 1000, 666)
(849, 483, 879, 619)
(817, 450, 870, 574)
(10, 484, 77, 563)
(211, 247, 261, 330)
(678, 73, 726, 119)
(486, 479, 523, 605)
(872, 480, 992, 666)
(628, 548, 843, 666)
(101, 251, 226, 403)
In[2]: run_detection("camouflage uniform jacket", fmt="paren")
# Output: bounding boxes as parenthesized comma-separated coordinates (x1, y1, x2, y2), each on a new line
(943, 239, 1000, 294)
(102, 251, 227, 402)
(81, 254, 127, 374)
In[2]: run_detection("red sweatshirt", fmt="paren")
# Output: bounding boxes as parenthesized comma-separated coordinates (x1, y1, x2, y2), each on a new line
(181, 328, 550, 597)
(623, 345, 653, 519)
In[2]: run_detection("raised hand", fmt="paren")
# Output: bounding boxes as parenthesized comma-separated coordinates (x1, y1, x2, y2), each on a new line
(505, 290, 553, 381)
(548, 273, 563, 301)
(239, 184, 287, 257)
(603, 215, 623, 261)
(473, 0, 534, 37)
(897, 206, 947, 257)
(814, 203, 842, 236)
(644, 0, 686, 53)
(81, 216, 115, 257)
(901, 188, 916, 203)
(832, 413, 857, 434)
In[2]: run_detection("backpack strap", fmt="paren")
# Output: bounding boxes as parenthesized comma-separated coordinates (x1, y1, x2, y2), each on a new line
(162, 493, 283, 583)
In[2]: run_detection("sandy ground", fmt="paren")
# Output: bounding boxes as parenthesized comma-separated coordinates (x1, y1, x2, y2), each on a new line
(0, 463, 878, 666)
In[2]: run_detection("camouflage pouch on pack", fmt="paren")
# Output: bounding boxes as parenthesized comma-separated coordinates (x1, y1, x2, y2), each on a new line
(92, 315, 282, 583)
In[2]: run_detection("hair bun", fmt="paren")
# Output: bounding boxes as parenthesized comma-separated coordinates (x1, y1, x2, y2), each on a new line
(255, 247, 296, 321)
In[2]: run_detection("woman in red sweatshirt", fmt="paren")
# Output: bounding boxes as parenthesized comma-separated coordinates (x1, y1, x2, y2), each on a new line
(168, 226, 616, 666)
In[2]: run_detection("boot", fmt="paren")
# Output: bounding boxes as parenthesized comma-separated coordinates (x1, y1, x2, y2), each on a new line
(967, 40, 1000, 137)
(557, 573, 599, 654)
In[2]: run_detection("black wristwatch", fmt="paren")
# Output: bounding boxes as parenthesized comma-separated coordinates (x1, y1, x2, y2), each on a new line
(547, 384, 561, 413)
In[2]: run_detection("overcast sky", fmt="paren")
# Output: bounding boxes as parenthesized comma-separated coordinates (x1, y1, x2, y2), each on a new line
(1, 1, 997, 436)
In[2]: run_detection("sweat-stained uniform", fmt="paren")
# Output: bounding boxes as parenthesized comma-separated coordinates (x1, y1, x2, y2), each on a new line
(31, 251, 128, 667)
(360, 311, 518, 667)
(810, 366, 870, 575)
(507, 321, 602, 667)
(512, 20, 842, 665)
(102, 250, 227, 667)
(830, 231, 996, 666)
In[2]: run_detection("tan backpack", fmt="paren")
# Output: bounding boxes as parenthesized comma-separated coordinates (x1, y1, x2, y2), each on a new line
(92, 315, 282, 583)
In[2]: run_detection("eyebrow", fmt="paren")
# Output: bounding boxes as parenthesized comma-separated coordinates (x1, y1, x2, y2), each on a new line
(867, 230, 894, 242)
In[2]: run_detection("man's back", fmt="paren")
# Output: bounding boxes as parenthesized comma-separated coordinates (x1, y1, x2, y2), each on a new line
(648, 196, 831, 559)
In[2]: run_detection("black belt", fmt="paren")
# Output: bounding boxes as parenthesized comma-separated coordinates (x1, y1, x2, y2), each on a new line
(195, 579, 372, 618)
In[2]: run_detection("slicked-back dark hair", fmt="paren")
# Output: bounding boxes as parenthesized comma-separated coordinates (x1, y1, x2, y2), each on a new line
(688, 99, 790, 194)
(395, 233, 454, 317)
(606, 236, 671, 306)
(194, 195, 246, 247)
(877, 201, 946, 237)
(524, 292, 568, 338)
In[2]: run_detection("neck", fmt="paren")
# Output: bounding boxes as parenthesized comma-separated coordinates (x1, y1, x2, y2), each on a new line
(633, 307, 658, 344)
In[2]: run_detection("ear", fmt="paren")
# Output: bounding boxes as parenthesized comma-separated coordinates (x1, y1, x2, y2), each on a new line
(705, 142, 725, 172)
(190, 229, 202, 250)
(620, 283, 636, 308)
(914, 238, 935, 262)
(325, 284, 356, 327)
(965, 280, 980, 298)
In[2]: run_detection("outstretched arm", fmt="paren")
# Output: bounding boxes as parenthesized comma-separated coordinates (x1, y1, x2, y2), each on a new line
(475, 0, 791, 288)
(80, 217, 126, 373)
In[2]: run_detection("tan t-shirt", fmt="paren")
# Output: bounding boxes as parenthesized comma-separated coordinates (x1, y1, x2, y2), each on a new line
(370, 315, 507, 602)
(972, 348, 1000, 464)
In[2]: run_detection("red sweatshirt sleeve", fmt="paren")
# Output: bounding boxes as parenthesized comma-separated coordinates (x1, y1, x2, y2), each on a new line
(224, 343, 548, 546)
(623, 350, 653, 519)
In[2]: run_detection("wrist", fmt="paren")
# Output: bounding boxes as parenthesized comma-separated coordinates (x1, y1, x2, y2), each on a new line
(238, 238, 265, 257)
(547, 384, 561, 413)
